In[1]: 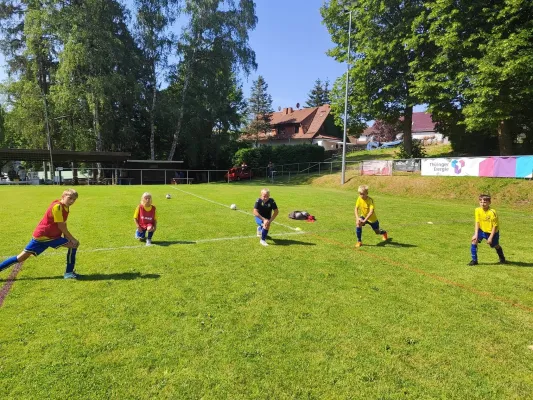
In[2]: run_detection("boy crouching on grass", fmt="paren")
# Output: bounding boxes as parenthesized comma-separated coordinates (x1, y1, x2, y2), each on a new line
(0, 189, 80, 279)
(134, 192, 157, 246)
(354, 185, 388, 248)
(468, 194, 506, 266)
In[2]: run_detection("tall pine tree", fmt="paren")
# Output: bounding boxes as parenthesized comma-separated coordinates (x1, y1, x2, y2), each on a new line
(247, 75, 273, 144)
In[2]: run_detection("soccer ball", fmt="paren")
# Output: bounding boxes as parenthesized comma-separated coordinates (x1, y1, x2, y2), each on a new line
(166, 194, 171, 199)
(230, 204, 237, 210)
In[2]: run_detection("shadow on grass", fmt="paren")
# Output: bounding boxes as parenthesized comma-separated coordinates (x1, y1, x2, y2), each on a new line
(9, 272, 161, 281)
(375, 239, 417, 248)
(499, 261, 533, 268)
(271, 238, 316, 246)
(155, 240, 195, 247)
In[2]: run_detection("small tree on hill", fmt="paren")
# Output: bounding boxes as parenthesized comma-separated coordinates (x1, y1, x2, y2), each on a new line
(247, 75, 273, 144)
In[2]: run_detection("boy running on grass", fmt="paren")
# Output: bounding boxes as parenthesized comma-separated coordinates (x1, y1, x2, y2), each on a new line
(134, 192, 157, 246)
(0, 189, 80, 279)
(468, 194, 506, 266)
(354, 185, 388, 248)
(253, 188, 279, 247)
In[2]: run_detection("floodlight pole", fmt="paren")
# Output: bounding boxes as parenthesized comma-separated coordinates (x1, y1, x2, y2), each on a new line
(341, 10, 352, 185)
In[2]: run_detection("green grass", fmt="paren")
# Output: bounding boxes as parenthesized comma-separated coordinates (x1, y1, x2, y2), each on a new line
(1, 183, 533, 399)
(345, 143, 456, 161)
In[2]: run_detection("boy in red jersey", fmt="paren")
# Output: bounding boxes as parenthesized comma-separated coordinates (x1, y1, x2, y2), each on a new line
(134, 192, 157, 246)
(0, 189, 80, 279)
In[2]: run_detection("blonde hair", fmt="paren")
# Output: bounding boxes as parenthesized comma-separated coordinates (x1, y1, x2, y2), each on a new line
(358, 185, 369, 194)
(62, 188, 78, 199)
(140, 192, 152, 204)
(261, 188, 270, 195)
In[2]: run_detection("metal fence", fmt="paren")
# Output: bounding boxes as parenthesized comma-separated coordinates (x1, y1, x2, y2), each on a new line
(1, 159, 423, 185)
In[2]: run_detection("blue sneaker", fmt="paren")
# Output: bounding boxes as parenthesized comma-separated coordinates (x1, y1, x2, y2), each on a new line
(64, 272, 79, 279)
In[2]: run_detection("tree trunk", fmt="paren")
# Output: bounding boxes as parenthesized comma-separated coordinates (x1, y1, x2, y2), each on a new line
(93, 97, 103, 180)
(150, 81, 157, 160)
(497, 120, 513, 156)
(403, 105, 413, 157)
(168, 70, 191, 161)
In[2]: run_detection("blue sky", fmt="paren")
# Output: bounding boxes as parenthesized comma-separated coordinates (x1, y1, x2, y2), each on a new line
(241, 0, 346, 110)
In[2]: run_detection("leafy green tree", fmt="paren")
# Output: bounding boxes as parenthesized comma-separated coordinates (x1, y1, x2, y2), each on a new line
(134, 0, 179, 160)
(166, 0, 257, 161)
(246, 75, 273, 144)
(0, 1, 58, 152)
(322, 0, 426, 157)
(410, 0, 533, 155)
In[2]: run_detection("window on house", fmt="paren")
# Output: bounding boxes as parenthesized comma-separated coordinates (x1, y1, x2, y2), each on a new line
(294, 125, 299, 133)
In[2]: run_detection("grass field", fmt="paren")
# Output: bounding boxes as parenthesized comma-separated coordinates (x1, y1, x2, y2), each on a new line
(1, 182, 533, 399)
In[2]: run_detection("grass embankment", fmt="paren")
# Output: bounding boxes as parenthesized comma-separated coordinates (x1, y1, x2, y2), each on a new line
(313, 174, 533, 211)
(312, 144, 532, 210)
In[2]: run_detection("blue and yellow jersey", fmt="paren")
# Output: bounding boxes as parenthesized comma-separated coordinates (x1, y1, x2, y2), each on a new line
(355, 196, 378, 223)
(475, 207, 499, 233)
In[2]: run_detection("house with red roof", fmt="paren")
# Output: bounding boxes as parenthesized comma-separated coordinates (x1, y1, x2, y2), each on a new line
(357, 112, 444, 144)
(241, 104, 343, 150)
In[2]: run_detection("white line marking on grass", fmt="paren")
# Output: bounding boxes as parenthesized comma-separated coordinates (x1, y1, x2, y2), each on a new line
(170, 186, 300, 231)
(0, 231, 307, 258)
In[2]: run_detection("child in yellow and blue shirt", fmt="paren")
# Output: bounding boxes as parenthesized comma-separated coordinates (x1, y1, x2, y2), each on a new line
(354, 185, 387, 248)
(468, 194, 506, 266)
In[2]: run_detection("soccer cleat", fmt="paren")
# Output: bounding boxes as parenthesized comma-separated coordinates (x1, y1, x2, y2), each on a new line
(259, 240, 269, 247)
(146, 239, 152, 246)
(355, 241, 362, 248)
(63, 272, 78, 279)
(467, 260, 478, 266)
(382, 232, 388, 241)
(498, 258, 506, 264)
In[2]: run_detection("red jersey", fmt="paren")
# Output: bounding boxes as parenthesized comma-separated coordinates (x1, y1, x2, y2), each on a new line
(133, 205, 157, 229)
(33, 200, 69, 240)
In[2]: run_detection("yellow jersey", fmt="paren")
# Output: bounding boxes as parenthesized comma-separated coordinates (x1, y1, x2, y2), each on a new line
(355, 196, 378, 223)
(475, 207, 499, 233)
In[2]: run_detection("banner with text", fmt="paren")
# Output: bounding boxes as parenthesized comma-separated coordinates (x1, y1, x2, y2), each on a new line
(421, 157, 533, 178)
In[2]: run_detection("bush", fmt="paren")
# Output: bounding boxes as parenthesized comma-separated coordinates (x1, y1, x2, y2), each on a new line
(395, 140, 427, 159)
(233, 144, 325, 170)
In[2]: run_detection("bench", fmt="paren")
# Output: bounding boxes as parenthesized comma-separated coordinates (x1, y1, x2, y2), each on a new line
(171, 178, 194, 184)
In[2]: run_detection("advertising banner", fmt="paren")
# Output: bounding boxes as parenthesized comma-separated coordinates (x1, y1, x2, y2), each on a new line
(422, 156, 533, 178)
(361, 160, 392, 176)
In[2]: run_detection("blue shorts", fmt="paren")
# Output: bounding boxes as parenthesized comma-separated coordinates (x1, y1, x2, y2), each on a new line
(24, 237, 69, 256)
(477, 231, 500, 247)
(255, 216, 264, 227)
(360, 217, 380, 231)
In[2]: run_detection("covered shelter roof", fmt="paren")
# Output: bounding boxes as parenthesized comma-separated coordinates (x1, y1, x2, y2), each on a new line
(0, 148, 132, 163)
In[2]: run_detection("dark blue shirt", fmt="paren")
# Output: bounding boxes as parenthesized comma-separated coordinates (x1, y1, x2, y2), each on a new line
(254, 198, 278, 219)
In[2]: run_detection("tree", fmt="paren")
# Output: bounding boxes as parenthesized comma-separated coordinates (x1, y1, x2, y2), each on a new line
(247, 75, 273, 144)
(166, 0, 257, 161)
(134, 0, 179, 160)
(305, 78, 324, 107)
(322, 0, 427, 157)
(410, 0, 533, 156)
(305, 78, 331, 107)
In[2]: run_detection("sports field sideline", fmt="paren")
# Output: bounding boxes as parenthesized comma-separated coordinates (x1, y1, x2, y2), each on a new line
(1, 183, 532, 399)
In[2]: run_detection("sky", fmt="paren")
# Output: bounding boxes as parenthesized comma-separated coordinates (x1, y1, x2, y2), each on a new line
(241, 0, 346, 110)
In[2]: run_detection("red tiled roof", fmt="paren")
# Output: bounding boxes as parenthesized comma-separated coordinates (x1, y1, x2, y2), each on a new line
(241, 105, 333, 142)
(411, 112, 436, 133)
(270, 107, 317, 125)
(364, 112, 436, 135)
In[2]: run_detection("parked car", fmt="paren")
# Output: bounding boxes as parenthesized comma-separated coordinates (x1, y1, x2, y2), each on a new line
(224, 167, 253, 181)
